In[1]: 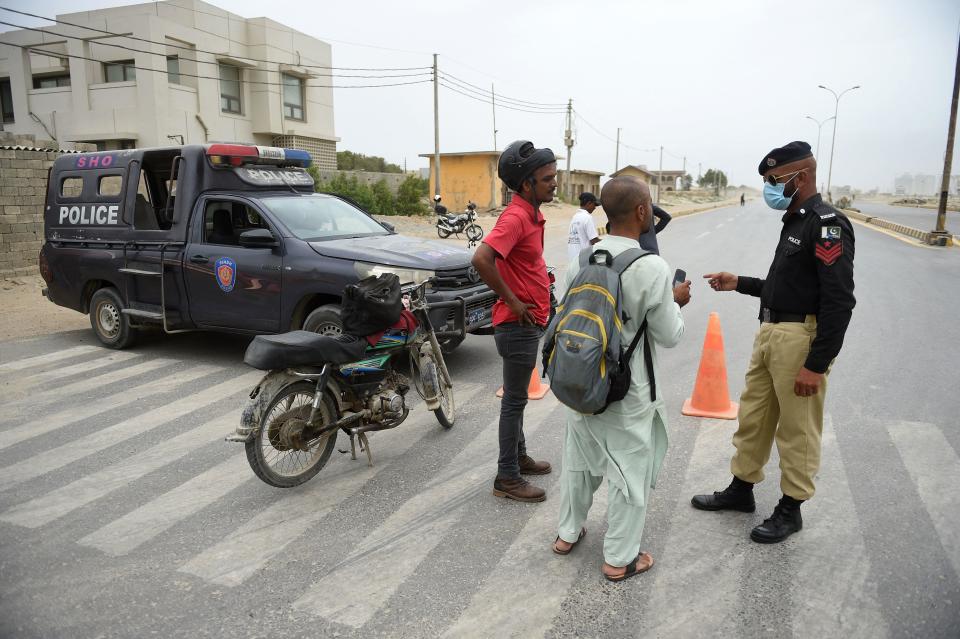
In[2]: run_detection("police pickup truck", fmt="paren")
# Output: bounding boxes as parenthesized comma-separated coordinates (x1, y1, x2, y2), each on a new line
(39, 143, 496, 350)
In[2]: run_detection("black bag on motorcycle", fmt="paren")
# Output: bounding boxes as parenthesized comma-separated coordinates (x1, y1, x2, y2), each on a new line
(341, 273, 403, 337)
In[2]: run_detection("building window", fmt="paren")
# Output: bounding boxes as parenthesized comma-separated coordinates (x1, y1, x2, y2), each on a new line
(104, 60, 136, 83)
(166, 56, 181, 85)
(219, 64, 242, 114)
(282, 73, 304, 121)
(32, 73, 71, 89)
(0, 79, 13, 124)
(119, 139, 136, 150)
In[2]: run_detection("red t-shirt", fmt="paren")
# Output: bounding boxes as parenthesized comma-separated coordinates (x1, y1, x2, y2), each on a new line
(482, 195, 551, 326)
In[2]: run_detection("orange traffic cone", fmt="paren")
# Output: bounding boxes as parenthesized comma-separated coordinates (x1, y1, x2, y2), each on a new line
(682, 312, 739, 419)
(496, 368, 551, 400)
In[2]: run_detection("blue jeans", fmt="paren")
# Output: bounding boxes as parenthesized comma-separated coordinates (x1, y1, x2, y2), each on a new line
(494, 322, 544, 479)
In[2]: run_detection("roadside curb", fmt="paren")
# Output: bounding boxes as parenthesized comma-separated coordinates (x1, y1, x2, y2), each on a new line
(841, 208, 957, 248)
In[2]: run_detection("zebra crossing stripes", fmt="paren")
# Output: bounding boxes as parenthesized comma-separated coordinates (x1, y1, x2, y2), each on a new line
(178, 383, 487, 587)
(0, 370, 263, 489)
(0, 411, 238, 528)
(291, 394, 562, 628)
(789, 416, 888, 638)
(0, 365, 221, 451)
(2, 357, 177, 417)
(887, 420, 960, 579)
(78, 455, 252, 557)
(0, 344, 102, 372)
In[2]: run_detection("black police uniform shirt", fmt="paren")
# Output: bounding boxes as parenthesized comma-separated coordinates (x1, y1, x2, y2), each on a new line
(735, 193, 856, 374)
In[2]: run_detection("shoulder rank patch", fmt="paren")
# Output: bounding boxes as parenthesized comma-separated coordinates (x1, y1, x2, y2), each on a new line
(818, 211, 837, 220)
(815, 239, 842, 266)
(821, 226, 841, 240)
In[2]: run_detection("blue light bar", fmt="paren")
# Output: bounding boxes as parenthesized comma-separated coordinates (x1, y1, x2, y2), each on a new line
(283, 149, 312, 167)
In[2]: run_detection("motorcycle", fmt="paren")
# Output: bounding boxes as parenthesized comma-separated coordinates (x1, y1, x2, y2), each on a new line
(436, 201, 484, 243)
(228, 278, 457, 488)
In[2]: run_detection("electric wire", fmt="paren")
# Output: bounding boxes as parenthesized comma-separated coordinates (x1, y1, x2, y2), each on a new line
(5, 42, 433, 89)
(0, 6, 432, 72)
(438, 81, 566, 115)
(439, 70, 567, 108)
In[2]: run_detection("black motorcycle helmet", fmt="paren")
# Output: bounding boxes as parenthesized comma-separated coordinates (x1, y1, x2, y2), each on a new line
(498, 140, 556, 192)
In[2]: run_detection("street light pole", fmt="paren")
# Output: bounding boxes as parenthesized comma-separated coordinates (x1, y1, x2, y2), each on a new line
(818, 84, 860, 202)
(805, 115, 835, 194)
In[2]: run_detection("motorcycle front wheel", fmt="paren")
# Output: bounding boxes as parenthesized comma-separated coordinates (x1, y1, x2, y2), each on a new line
(245, 381, 338, 488)
(465, 224, 484, 242)
(417, 348, 455, 429)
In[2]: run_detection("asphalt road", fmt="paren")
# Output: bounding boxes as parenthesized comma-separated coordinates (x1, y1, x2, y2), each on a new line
(854, 200, 960, 238)
(1, 200, 958, 638)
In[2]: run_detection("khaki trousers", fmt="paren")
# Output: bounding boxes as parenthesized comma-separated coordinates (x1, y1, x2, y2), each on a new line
(730, 318, 828, 500)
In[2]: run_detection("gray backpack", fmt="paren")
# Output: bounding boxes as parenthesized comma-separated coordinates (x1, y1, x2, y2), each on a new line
(542, 247, 656, 415)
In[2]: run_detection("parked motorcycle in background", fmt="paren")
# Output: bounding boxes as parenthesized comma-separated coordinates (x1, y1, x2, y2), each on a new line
(435, 198, 484, 244)
(228, 276, 458, 488)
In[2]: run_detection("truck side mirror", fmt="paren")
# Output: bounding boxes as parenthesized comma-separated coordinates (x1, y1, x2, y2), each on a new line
(239, 228, 278, 248)
(380, 221, 396, 233)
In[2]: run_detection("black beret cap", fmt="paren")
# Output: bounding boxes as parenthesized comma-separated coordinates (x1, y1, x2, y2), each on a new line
(758, 141, 813, 175)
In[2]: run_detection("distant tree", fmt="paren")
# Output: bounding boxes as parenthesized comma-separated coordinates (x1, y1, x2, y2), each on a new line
(337, 150, 403, 173)
(697, 168, 728, 191)
(395, 175, 430, 215)
(369, 179, 395, 215)
(681, 173, 693, 191)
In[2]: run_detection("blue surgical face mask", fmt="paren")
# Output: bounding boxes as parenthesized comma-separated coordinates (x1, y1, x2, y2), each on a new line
(763, 172, 801, 210)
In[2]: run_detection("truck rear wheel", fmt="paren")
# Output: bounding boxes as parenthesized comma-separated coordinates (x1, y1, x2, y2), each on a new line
(302, 304, 343, 335)
(89, 287, 138, 349)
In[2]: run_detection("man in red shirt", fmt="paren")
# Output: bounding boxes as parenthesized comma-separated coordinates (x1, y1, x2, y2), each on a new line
(472, 140, 556, 502)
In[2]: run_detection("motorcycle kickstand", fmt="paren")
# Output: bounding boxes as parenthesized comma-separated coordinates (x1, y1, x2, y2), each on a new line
(358, 432, 373, 467)
(348, 433, 358, 460)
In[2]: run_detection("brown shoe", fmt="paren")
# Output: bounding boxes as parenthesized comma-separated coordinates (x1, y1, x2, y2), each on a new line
(492, 476, 546, 502)
(518, 454, 552, 475)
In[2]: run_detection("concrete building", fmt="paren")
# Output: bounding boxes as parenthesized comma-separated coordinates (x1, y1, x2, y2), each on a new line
(0, 0, 338, 167)
(557, 169, 604, 200)
(420, 151, 505, 212)
(892, 173, 960, 197)
(610, 164, 686, 201)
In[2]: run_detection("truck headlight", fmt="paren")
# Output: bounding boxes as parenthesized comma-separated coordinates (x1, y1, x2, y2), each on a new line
(354, 262, 435, 286)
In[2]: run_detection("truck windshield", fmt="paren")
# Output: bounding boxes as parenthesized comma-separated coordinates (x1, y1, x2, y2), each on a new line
(259, 194, 390, 241)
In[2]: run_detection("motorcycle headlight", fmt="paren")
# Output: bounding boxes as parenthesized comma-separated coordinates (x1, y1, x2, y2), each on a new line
(354, 262, 435, 286)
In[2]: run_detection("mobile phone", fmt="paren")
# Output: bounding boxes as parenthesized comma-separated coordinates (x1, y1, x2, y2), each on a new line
(673, 269, 687, 286)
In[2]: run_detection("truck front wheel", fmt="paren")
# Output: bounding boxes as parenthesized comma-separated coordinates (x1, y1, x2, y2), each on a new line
(89, 287, 138, 349)
(302, 305, 343, 336)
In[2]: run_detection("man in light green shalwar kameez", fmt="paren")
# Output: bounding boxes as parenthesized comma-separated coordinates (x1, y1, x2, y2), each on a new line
(553, 177, 690, 582)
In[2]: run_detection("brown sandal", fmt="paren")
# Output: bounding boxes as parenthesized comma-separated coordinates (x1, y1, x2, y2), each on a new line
(552, 527, 586, 555)
(604, 552, 654, 582)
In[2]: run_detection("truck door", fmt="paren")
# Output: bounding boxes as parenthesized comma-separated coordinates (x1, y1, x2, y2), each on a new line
(183, 197, 282, 332)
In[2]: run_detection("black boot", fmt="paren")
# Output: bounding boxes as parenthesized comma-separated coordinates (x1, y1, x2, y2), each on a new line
(691, 476, 756, 512)
(750, 495, 803, 543)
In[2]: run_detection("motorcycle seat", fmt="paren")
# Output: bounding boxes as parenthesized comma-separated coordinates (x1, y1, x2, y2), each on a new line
(244, 331, 368, 370)
(442, 213, 467, 224)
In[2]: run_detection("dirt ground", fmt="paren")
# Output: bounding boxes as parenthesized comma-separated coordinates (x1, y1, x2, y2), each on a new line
(0, 193, 741, 343)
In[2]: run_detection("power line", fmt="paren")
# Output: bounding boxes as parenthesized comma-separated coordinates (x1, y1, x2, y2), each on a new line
(438, 81, 566, 115)
(439, 70, 567, 108)
(3, 42, 433, 89)
(0, 18, 429, 79)
(0, 6, 431, 72)
(438, 74, 566, 113)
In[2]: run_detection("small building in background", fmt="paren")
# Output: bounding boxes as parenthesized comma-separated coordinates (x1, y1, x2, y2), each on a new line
(557, 169, 604, 200)
(419, 150, 505, 212)
(611, 164, 686, 201)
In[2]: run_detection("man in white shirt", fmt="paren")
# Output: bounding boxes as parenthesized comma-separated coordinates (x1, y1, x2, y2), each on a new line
(567, 192, 601, 262)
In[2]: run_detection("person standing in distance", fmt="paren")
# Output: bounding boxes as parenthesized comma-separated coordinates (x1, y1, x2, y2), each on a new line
(567, 192, 601, 262)
(472, 140, 556, 503)
(691, 141, 855, 543)
(606, 204, 671, 255)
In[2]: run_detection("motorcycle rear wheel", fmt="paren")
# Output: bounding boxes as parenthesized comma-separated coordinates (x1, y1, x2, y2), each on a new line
(245, 381, 338, 488)
(437, 225, 452, 239)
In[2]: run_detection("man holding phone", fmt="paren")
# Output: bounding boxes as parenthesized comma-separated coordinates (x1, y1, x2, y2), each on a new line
(691, 141, 855, 543)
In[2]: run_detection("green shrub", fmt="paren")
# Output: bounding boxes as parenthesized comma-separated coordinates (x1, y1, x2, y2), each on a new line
(395, 175, 429, 216)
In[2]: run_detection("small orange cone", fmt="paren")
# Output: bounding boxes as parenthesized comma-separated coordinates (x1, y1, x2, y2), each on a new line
(496, 368, 551, 400)
(682, 312, 739, 420)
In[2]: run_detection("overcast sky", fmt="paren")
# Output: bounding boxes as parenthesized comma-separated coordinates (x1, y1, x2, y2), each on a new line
(8, 0, 960, 190)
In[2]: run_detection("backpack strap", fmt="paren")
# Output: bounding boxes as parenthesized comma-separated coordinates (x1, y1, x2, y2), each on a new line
(614, 248, 656, 402)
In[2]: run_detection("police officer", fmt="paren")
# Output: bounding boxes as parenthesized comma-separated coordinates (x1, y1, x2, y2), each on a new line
(691, 141, 855, 543)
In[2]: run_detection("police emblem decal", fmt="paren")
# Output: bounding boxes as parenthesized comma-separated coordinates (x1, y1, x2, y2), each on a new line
(215, 257, 237, 292)
(766, 158, 776, 167)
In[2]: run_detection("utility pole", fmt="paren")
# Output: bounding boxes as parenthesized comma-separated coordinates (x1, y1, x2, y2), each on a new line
(564, 98, 574, 201)
(657, 145, 663, 204)
(932, 30, 959, 245)
(819, 83, 861, 202)
(682, 156, 687, 190)
(698, 162, 702, 182)
(614, 127, 621, 174)
(433, 53, 441, 199)
(491, 83, 497, 151)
